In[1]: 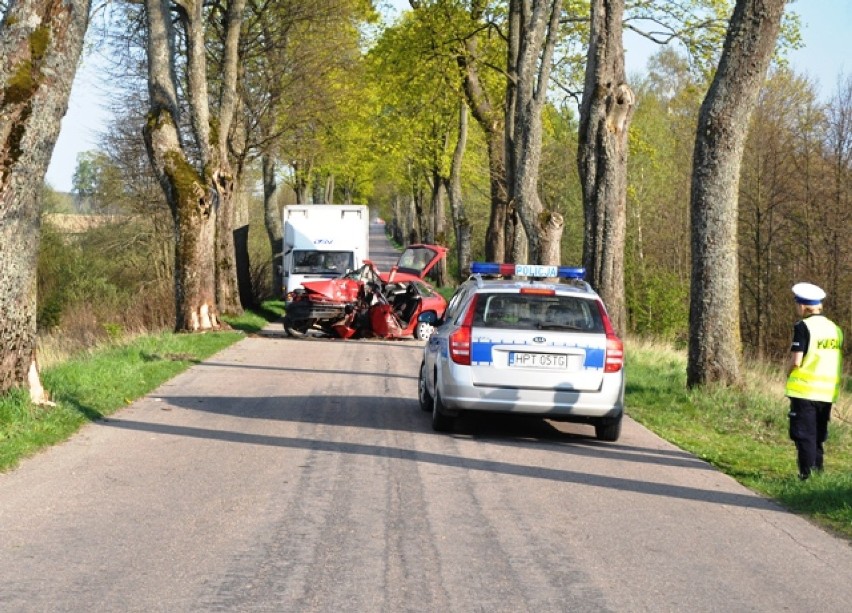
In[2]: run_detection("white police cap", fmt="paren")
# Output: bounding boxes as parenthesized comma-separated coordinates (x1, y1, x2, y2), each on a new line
(792, 282, 825, 305)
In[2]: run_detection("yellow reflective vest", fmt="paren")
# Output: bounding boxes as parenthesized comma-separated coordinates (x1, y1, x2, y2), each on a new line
(786, 315, 844, 402)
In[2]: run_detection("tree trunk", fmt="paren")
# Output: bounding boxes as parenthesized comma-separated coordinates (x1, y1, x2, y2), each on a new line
(508, 0, 564, 267)
(429, 167, 449, 286)
(143, 0, 218, 332)
(578, 0, 634, 334)
(215, 173, 240, 315)
(457, 33, 509, 262)
(0, 0, 91, 401)
(213, 0, 246, 316)
(391, 194, 406, 245)
(262, 154, 284, 299)
(325, 174, 335, 204)
(231, 178, 253, 308)
(687, 0, 786, 387)
(293, 161, 308, 204)
(445, 101, 472, 280)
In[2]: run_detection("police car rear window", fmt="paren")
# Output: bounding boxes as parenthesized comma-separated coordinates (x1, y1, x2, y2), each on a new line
(471, 293, 604, 332)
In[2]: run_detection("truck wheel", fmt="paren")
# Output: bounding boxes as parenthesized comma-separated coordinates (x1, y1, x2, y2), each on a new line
(283, 316, 315, 338)
(418, 362, 433, 412)
(414, 320, 434, 341)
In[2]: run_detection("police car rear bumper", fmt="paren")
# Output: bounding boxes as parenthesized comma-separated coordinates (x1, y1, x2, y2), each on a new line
(438, 378, 624, 418)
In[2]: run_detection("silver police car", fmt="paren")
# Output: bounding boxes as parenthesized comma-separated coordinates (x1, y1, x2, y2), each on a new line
(418, 263, 625, 440)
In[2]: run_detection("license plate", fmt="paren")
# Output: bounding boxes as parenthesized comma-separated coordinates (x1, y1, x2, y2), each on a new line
(509, 352, 568, 369)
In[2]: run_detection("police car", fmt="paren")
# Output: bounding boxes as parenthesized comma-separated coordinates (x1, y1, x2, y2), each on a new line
(418, 263, 625, 440)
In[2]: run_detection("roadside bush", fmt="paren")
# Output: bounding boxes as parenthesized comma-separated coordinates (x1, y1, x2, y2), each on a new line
(626, 267, 689, 344)
(37, 215, 174, 365)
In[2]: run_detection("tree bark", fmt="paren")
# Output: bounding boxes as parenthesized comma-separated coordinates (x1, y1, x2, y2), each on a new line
(445, 100, 472, 280)
(457, 30, 509, 262)
(0, 0, 91, 401)
(143, 0, 218, 332)
(430, 167, 449, 286)
(687, 0, 786, 387)
(508, 0, 564, 267)
(213, 0, 246, 316)
(262, 153, 284, 298)
(578, 0, 634, 334)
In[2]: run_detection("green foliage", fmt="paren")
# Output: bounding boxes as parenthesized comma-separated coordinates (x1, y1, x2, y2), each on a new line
(37, 216, 175, 342)
(41, 184, 72, 211)
(625, 266, 689, 342)
(624, 49, 704, 341)
(367, 6, 464, 182)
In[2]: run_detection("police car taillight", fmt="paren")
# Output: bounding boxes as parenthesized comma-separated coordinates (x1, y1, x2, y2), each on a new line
(605, 335, 624, 373)
(594, 299, 623, 373)
(449, 294, 479, 365)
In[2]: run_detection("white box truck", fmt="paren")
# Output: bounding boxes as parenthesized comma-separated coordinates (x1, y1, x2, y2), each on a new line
(282, 204, 370, 297)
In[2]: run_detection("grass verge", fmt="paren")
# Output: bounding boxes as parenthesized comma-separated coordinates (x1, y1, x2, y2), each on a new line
(626, 339, 851, 539)
(0, 302, 284, 474)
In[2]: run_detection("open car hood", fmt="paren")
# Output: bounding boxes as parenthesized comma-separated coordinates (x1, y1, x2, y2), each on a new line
(383, 244, 448, 283)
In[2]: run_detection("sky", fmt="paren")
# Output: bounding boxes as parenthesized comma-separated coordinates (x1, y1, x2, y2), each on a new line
(45, 0, 851, 193)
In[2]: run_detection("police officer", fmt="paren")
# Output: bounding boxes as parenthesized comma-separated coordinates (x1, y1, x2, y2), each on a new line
(785, 283, 844, 480)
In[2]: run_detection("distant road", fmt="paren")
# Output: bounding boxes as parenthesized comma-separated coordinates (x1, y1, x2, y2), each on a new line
(1, 325, 851, 610)
(369, 221, 400, 270)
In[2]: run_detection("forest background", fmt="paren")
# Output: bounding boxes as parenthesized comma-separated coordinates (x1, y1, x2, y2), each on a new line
(34, 0, 850, 372)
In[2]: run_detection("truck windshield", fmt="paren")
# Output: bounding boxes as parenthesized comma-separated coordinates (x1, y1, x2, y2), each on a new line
(292, 250, 354, 274)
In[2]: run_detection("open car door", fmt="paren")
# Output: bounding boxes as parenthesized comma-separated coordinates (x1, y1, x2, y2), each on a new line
(384, 244, 448, 284)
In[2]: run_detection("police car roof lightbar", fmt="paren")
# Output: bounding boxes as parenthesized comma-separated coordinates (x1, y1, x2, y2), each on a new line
(470, 262, 585, 279)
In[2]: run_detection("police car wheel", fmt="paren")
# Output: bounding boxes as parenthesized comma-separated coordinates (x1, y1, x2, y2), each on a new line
(418, 363, 433, 412)
(432, 390, 454, 432)
(594, 416, 622, 442)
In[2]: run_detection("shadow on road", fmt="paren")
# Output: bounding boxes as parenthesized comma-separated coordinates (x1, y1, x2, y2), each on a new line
(97, 414, 782, 513)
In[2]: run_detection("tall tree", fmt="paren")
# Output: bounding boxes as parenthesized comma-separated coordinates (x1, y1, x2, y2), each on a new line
(142, 0, 245, 331)
(578, 0, 634, 333)
(687, 0, 786, 387)
(212, 0, 247, 316)
(0, 0, 91, 401)
(443, 100, 472, 278)
(507, 0, 565, 266)
(443, 1, 511, 261)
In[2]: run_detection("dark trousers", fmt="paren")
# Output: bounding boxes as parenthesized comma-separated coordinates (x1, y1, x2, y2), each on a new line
(788, 397, 832, 477)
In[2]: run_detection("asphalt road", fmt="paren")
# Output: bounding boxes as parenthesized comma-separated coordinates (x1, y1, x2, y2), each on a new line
(1, 226, 851, 612)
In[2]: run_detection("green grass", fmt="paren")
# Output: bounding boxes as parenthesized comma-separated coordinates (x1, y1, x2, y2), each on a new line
(2, 309, 849, 540)
(0, 302, 284, 473)
(625, 341, 852, 539)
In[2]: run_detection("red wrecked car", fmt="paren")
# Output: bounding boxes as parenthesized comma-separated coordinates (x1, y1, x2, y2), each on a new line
(283, 244, 448, 340)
